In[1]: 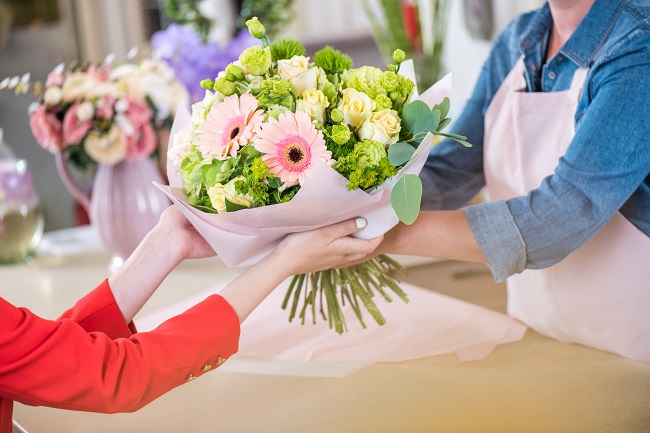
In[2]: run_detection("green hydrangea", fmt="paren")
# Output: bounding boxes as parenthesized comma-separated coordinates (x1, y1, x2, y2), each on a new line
(270, 38, 306, 62)
(341, 66, 386, 99)
(239, 46, 272, 76)
(353, 139, 386, 169)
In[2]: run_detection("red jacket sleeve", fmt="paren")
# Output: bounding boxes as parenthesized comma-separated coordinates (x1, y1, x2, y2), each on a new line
(0, 280, 240, 414)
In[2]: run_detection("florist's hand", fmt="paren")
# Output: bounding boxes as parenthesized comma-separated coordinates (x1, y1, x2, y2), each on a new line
(270, 218, 383, 276)
(151, 206, 216, 260)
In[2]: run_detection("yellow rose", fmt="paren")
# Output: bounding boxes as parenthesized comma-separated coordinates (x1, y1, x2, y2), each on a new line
(358, 109, 401, 146)
(208, 176, 254, 213)
(338, 88, 376, 129)
(290, 67, 319, 96)
(83, 126, 127, 165)
(296, 89, 330, 123)
(277, 55, 310, 81)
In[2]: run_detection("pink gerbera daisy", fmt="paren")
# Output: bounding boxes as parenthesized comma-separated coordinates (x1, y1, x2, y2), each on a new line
(254, 110, 332, 188)
(199, 93, 264, 159)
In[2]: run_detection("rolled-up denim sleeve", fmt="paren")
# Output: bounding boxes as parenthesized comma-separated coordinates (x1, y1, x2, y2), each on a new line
(465, 201, 527, 282)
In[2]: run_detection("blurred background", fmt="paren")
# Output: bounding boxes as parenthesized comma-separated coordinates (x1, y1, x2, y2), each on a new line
(0, 0, 542, 232)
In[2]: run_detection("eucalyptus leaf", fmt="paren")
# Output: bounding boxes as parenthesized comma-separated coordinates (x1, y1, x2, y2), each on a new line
(402, 100, 431, 135)
(431, 109, 441, 131)
(437, 117, 451, 131)
(391, 174, 423, 225)
(433, 97, 450, 120)
(388, 142, 416, 166)
(412, 111, 435, 141)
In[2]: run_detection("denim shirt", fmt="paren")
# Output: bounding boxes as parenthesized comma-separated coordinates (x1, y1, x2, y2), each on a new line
(420, 0, 650, 282)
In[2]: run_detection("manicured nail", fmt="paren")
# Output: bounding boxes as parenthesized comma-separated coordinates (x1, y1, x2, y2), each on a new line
(355, 217, 367, 229)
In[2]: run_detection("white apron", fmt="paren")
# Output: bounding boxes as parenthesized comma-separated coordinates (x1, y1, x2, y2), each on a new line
(483, 58, 650, 363)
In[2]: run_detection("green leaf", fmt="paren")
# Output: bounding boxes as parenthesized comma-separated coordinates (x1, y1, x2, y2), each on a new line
(401, 100, 431, 135)
(388, 142, 416, 166)
(391, 174, 422, 225)
(433, 97, 450, 120)
(225, 199, 249, 212)
(412, 111, 435, 140)
(437, 117, 451, 131)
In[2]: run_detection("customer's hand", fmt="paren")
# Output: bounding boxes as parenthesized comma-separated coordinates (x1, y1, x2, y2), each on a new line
(269, 218, 383, 276)
(151, 206, 216, 261)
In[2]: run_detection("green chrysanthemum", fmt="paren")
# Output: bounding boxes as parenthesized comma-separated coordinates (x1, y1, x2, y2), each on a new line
(314, 46, 353, 75)
(270, 38, 306, 62)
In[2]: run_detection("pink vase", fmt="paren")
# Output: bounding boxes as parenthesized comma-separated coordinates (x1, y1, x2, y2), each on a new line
(56, 154, 169, 270)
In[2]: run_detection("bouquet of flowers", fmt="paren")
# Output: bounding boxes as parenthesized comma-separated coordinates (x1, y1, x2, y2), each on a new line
(161, 17, 469, 333)
(22, 57, 188, 170)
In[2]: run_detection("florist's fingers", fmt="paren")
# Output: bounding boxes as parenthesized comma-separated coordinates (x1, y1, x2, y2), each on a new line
(321, 217, 367, 242)
(333, 234, 383, 257)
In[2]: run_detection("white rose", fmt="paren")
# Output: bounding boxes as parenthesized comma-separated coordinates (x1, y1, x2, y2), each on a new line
(83, 126, 126, 165)
(76, 101, 95, 121)
(43, 86, 63, 106)
(277, 55, 310, 81)
(338, 88, 376, 129)
(358, 109, 401, 146)
(168, 126, 194, 165)
(88, 81, 120, 99)
(290, 67, 319, 96)
(207, 176, 254, 213)
(296, 89, 330, 123)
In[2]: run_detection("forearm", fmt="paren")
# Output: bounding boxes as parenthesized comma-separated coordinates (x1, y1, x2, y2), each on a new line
(383, 210, 486, 263)
(218, 252, 292, 323)
(108, 228, 184, 323)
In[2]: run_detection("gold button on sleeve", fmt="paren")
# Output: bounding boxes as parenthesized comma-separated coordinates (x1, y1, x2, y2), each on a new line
(201, 364, 213, 372)
(216, 356, 226, 366)
(186, 373, 197, 382)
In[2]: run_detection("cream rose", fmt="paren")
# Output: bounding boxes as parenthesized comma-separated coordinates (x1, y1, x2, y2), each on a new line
(43, 86, 63, 106)
(83, 126, 127, 165)
(76, 101, 95, 122)
(296, 89, 330, 123)
(62, 72, 95, 102)
(358, 109, 401, 146)
(277, 55, 310, 81)
(207, 176, 254, 213)
(338, 88, 376, 129)
(290, 67, 319, 96)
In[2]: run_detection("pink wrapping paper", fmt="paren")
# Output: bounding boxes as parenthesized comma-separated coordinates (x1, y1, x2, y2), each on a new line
(155, 68, 453, 267)
(138, 279, 527, 364)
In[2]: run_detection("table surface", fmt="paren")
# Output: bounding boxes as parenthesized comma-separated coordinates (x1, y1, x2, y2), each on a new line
(2, 250, 649, 433)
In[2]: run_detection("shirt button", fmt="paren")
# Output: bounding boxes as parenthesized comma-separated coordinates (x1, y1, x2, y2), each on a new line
(548, 71, 556, 80)
(556, 55, 564, 62)
(186, 374, 197, 382)
(216, 356, 226, 366)
(201, 364, 213, 372)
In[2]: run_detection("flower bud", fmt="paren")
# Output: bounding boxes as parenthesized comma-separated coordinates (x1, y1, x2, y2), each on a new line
(200, 79, 215, 90)
(213, 78, 237, 96)
(246, 17, 266, 39)
(392, 49, 406, 64)
(331, 124, 351, 145)
(330, 108, 345, 123)
(225, 64, 245, 81)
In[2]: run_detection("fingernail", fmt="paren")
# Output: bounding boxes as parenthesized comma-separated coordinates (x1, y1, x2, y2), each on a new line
(355, 217, 367, 229)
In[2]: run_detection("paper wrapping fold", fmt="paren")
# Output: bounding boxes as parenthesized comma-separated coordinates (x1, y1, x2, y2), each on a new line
(156, 67, 453, 267)
(138, 279, 527, 371)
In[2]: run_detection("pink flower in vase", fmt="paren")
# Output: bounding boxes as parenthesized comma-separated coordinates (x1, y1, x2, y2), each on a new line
(87, 64, 111, 82)
(62, 102, 93, 145)
(96, 96, 115, 120)
(124, 122, 157, 162)
(29, 105, 64, 152)
(254, 110, 333, 188)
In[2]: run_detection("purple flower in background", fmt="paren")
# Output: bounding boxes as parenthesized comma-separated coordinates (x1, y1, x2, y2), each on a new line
(152, 24, 258, 103)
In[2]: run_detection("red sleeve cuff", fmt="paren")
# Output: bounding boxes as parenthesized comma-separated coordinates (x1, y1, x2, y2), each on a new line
(57, 279, 136, 339)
